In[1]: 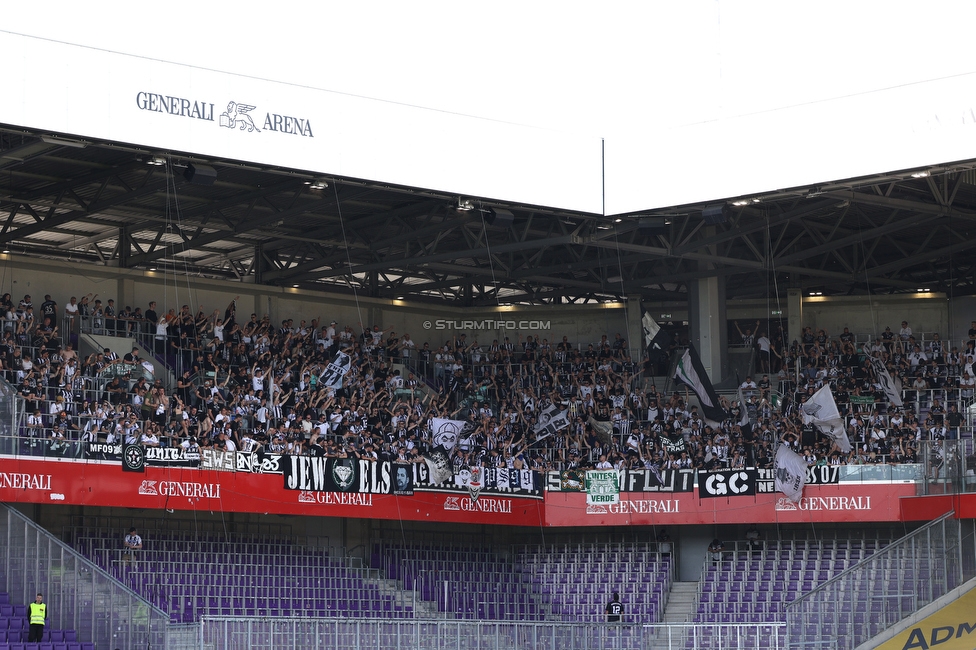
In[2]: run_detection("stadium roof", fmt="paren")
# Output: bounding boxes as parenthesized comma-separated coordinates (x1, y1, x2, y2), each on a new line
(3, 125, 976, 306)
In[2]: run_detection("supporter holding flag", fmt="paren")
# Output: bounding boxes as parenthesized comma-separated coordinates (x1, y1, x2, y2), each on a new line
(775, 443, 808, 503)
(531, 404, 571, 446)
(801, 384, 851, 453)
(868, 356, 903, 407)
(674, 345, 729, 425)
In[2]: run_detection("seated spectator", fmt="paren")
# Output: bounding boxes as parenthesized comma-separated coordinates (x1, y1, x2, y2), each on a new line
(708, 538, 725, 565)
(745, 525, 761, 550)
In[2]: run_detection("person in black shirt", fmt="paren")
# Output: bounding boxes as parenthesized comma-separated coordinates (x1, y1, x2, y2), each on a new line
(947, 404, 963, 440)
(605, 592, 622, 622)
(40, 295, 57, 321)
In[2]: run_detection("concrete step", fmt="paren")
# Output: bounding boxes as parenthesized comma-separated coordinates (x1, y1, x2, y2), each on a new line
(661, 582, 699, 624)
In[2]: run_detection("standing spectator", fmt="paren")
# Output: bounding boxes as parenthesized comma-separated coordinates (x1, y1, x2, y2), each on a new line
(656, 529, 672, 555)
(947, 404, 964, 440)
(899, 321, 912, 341)
(756, 329, 771, 372)
(736, 320, 758, 347)
(123, 526, 142, 565)
(145, 301, 159, 337)
(400, 332, 415, 363)
(27, 592, 46, 643)
(104, 299, 117, 334)
(605, 592, 622, 623)
(40, 294, 57, 323)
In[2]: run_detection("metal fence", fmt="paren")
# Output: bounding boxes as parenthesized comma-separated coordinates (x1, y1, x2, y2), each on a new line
(0, 504, 169, 650)
(198, 617, 786, 650)
(786, 512, 976, 650)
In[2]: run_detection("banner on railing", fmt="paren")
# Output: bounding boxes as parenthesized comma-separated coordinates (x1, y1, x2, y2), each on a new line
(0, 457, 546, 526)
(85, 443, 195, 467)
(549, 469, 693, 493)
(697, 467, 839, 499)
(585, 470, 619, 505)
(697, 469, 759, 498)
(281, 456, 541, 496)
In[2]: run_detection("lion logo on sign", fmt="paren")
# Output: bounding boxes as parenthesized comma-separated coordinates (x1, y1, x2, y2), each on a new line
(219, 101, 261, 132)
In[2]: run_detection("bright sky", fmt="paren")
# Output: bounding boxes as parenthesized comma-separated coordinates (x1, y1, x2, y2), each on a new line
(6, 1, 976, 213)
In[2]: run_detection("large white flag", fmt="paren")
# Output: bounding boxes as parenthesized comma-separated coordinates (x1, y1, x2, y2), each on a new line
(775, 444, 808, 503)
(801, 385, 851, 453)
(869, 356, 903, 407)
(430, 418, 466, 451)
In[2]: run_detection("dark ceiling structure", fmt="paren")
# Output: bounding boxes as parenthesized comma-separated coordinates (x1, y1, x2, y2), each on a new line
(3, 125, 976, 306)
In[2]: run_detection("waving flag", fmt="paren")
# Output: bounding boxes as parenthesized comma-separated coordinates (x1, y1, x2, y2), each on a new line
(801, 385, 851, 453)
(869, 356, 903, 407)
(775, 444, 808, 503)
(674, 346, 729, 424)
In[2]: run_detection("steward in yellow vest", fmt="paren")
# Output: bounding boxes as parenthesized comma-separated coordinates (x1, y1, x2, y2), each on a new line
(28, 593, 47, 643)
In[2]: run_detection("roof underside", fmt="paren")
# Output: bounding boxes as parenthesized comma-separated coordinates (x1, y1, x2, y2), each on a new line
(3, 126, 976, 306)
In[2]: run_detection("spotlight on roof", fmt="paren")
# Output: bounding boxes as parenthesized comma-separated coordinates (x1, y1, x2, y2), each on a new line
(147, 156, 167, 166)
(911, 170, 930, 179)
(486, 207, 514, 228)
(638, 217, 669, 235)
(305, 178, 329, 190)
(702, 204, 729, 224)
(183, 163, 217, 185)
(457, 198, 475, 212)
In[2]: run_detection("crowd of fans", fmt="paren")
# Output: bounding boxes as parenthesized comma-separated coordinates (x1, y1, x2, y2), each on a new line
(4, 291, 973, 476)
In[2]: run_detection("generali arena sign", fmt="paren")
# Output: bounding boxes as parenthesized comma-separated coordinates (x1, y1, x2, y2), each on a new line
(0, 457, 915, 526)
(543, 483, 915, 526)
